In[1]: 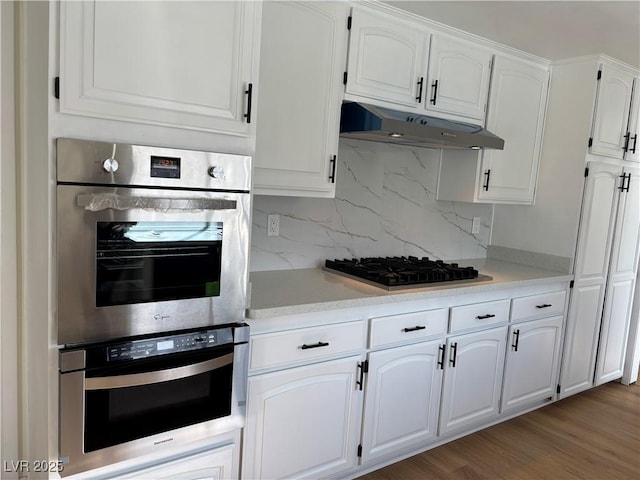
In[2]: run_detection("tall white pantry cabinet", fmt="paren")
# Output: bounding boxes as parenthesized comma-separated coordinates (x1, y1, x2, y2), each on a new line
(554, 56, 640, 398)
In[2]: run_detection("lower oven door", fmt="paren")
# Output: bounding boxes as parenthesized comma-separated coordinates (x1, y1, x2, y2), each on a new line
(59, 328, 248, 477)
(56, 184, 251, 345)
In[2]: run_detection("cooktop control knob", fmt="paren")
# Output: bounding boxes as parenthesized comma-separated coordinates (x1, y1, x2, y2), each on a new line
(208, 165, 225, 179)
(102, 158, 119, 173)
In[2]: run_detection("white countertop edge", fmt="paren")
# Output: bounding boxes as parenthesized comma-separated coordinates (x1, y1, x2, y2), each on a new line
(245, 262, 573, 320)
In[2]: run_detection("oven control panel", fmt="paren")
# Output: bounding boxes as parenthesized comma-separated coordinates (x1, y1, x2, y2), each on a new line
(107, 327, 234, 361)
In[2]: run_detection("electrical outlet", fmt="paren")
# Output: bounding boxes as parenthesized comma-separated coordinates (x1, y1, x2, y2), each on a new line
(472, 217, 481, 234)
(267, 214, 280, 237)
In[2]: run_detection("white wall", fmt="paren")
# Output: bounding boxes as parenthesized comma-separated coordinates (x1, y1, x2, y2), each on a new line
(16, 1, 55, 475)
(1, 1, 19, 477)
(251, 140, 494, 271)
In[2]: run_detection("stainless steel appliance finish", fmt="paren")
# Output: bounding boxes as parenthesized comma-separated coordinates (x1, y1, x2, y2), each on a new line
(56, 138, 252, 345)
(339, 101, 505, 150)
(58, 324, 249, 476)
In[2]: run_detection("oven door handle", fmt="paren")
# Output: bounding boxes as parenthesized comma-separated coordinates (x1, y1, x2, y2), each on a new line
(77, 194, 237, 212)
(84, 353, 233, 390)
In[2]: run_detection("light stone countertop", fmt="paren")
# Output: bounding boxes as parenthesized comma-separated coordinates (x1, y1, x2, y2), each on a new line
(246, 258, 573, 320)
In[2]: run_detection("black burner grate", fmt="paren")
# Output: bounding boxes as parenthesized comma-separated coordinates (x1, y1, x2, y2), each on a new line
(325, 256, 479, 287)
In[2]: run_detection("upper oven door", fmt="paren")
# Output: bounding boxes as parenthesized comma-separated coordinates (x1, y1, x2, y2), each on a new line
(56, 185, 251, 345)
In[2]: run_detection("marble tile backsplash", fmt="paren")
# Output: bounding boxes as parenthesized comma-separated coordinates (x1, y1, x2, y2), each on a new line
(250, 139, 493, 272)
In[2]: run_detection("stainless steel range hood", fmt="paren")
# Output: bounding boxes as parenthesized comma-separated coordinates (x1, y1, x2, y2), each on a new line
(339, 102, 504, 150)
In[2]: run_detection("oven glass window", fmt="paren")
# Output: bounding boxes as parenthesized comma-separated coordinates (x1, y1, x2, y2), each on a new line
(83, 347, 233, 452)
(96, 222, 222, 307)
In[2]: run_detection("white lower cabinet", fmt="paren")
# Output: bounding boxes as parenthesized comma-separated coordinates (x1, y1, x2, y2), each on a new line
(359, 339, 443, 464)
(501, 316, 563, 413)
(115, 444, 236, 480)
(439, 326, 507, 435)
(242, 355, 363, 480)
(242, 287, 572, 478)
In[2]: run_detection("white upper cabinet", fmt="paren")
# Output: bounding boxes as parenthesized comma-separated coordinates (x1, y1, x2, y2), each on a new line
(624, 78, 640, 163)
(477, 55, 550, 203)
(253, 1, 348, 197)
(345, 8, 493, 122)
(425, 35, 492, 121)
(345, 6, 429, 108)
(590, 63, 636, 159)
(437, 55, 550, 204)
(59, 1, 260, 135)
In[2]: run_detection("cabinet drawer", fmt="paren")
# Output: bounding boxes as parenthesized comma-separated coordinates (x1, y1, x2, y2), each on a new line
(449, 300, 510, 333)
(249, 321, 366, 371)
(369, 309, 447, 348)
(511, 290, 566, 323)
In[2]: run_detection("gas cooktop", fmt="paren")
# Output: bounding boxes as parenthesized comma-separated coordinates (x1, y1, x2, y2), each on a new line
(324, 256, 492, 291)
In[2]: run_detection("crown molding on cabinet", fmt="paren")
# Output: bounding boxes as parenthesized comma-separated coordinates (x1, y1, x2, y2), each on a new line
(352, 0, 552, 67)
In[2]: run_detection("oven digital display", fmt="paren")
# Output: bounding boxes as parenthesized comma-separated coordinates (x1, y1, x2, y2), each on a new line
(150, 155, 181, 178)
(157, 340, 174, 351)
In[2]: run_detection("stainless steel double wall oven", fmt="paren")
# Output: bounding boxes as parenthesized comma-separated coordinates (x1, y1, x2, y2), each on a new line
(56, 138, 252, 476)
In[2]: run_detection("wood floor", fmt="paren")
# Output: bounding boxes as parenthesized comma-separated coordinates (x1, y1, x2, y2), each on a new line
(357, 381, 640, 480)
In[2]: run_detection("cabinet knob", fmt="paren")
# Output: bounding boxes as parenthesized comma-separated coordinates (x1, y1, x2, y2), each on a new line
(329, 155, 337, 183)
(483, 169, 491, 191)
(416, 77, 424, 103)
(449, 342, 458, 367)
(403, 325, 426, 333)
(438, 344, 445, 369)
(512, 329, 520, 352)
(430, 80, 439, 105)
(244, 83, 253, 123)
(619, 172, 631, 192)
(300, 341, 329, 350)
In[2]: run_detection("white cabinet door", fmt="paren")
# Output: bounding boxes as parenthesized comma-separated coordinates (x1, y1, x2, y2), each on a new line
(360, 340, 443, 464)
(253, 1, 348, 197)
(425, 35, 492, 120)
(477, 56, 550, 203)
(59, 1, 260, 135)
(624, 77, 640, 163)
(560, 162, 621, 397)
(243, 356, 363, 480)
(501, 316, 563, 413)
(346, 6, 428, 108)
(115, 444, 236, 480)
(595, 166, 640, 385)
(439, 326, 507, 435)
(590, 64, 635, 159)
(572, 163, 622, 283)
